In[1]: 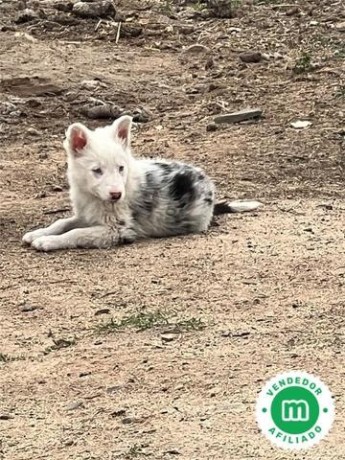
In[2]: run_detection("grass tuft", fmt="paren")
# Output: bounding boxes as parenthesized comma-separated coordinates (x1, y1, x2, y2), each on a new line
(293, 52, 314, 74)
(96, 311, 206, 334)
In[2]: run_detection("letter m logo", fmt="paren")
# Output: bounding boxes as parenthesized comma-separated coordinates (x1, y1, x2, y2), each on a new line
(282, 400, 309, 422)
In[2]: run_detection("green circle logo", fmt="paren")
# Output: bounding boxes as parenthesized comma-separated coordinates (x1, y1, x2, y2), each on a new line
(271, 386, 319, 434)
(256, 371, 334, 450)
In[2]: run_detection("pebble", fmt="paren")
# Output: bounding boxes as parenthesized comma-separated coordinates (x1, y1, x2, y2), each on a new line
(81, 104, 122, 120)
(121, 417, 134, 425)
(80, 80, 102, 90)
(290, 120, 312, 129)
(239, 51, 262, 63)
(27, 128, 41, 136)
(161, 333, 178, 343)
(66, 401, 84, 411)
(21, 304, 37, 312)
(72, 1, 116, 19)
(286, 6, 299, 16)
(214, 109, 262, 124)
(182, 44, 210, 54)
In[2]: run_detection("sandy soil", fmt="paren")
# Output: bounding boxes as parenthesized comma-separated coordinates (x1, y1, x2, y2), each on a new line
(0, 1, 344, 459)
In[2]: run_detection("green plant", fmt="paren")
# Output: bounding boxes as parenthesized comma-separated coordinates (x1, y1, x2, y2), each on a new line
(293, 52, 314, 74)
(96, 311, 206, 334)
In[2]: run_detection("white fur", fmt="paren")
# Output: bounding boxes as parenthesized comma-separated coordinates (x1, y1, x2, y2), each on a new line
(23, 116, 261, 251)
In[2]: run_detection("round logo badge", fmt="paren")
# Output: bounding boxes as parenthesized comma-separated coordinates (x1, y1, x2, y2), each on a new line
(256, 371, 334, 450)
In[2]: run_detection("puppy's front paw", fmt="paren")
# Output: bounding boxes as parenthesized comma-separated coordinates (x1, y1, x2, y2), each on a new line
(31, 236, 59, 252)
(22, 229, 46, 245)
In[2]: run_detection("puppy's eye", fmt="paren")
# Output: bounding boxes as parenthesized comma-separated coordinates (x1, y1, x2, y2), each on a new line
(92, 168, 103, 176)
(119, 166, 124, 173)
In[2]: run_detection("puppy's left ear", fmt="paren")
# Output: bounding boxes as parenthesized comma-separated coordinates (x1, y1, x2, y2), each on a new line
(112, 115, 132, 148)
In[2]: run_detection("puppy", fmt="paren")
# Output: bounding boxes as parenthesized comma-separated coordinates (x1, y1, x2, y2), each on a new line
(23, 116, 261, 251)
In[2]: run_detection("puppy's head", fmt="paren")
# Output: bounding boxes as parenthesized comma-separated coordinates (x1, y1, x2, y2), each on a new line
(64, 116, 133, 203)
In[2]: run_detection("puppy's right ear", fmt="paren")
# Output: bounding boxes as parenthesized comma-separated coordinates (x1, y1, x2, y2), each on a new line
(65, 123, 89, 157)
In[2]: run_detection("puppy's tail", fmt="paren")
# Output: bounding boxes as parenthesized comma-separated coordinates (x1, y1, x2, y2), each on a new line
(213, 200, 262, 216)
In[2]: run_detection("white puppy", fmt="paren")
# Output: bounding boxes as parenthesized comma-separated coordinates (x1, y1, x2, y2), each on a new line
(23, 116, 261, 251)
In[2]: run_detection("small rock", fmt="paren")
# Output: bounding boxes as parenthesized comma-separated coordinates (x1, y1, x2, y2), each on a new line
(214, 108, 262, 124)
(72, 1, 116, 19)
(206, 122, 218, 132)
(121, 417, 134, 424)
(80, 80, 101, 90)
(290, 120, 312, 129)
(182, 44, 210, 54)
(15, 8, 39, 24)
(286, 6, 299, 16)
(27, 128, 41, 136)
(81, 104, 122, 120)
(161, 333, 178, 343)
(66, 401, 84, 411)
(39, 152, 48, 160)
(239, 51, 262, 63)
(120, 24, 142, 38)
(21, 304, 37, 312)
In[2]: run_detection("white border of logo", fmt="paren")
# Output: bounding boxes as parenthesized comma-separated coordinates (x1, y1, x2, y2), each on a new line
(256, 370, 335, 450)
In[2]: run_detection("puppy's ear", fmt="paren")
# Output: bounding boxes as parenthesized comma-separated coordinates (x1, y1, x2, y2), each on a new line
(65, 123, 89, 157)
(112, 115, 132, 148)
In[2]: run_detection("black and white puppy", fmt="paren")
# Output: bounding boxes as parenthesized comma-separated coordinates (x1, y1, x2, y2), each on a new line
(23, 116, 261, 251)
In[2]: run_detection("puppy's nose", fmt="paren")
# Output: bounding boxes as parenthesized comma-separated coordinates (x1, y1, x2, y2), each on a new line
(109, 191, 122, 201)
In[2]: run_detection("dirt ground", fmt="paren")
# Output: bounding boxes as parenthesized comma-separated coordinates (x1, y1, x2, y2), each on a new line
(0, 0, 344, 459)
